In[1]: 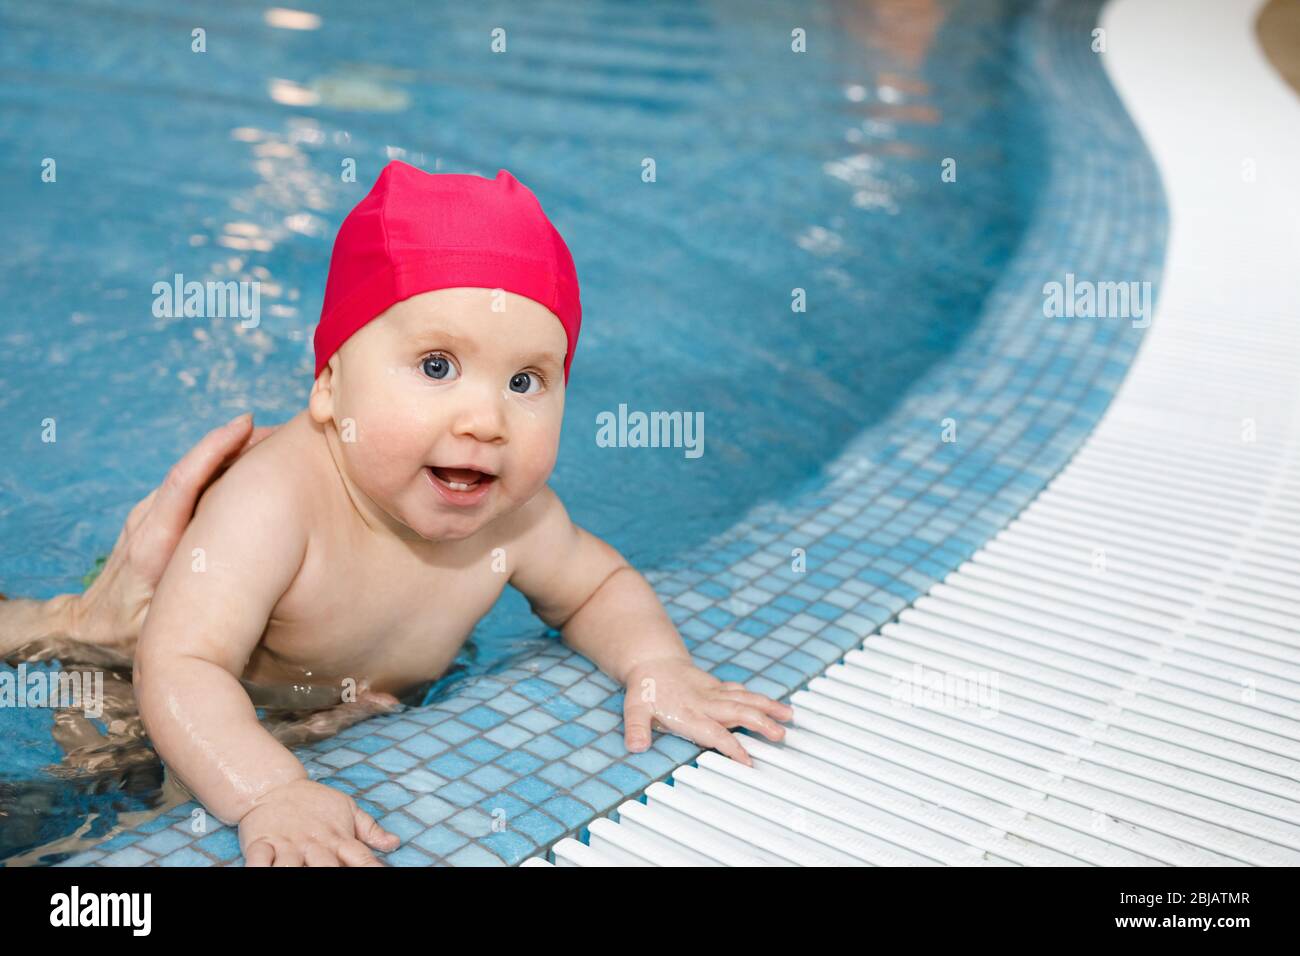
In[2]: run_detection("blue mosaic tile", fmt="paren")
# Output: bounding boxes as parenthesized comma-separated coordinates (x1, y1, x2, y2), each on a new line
(565, 746, 617, 775)
(395, 767, 446, 793)
(624, 747, 678, 779)
(478, 791, 530, 820)
(540, 696, 586, 722)
(435, 780, 488, 808)
(480, 828, 538, 861)
(598, 763, 651, 792)
(457, 738, 505, 763)
(138, 829, 191, 856)
(508, 810, 566, 846)
(344, 734, 392, 756)
(375, 811, 426, 844)
(571, 778, 622, 812)
(384, 845, 437, 867)
(399, 734, 447, 760)
(371, 748, 422, 774)
(413, 827, 468, 858)
(445, 843, 508, 867)
(507, 776, 558, 804)
(365, 783, 416, 811)
(446, 808, 494, 839)
(564, 680, 613, 708)
(483, 721, 535, 749)
(338, 762, 389, 790)
(495, 748, 546, 776)
(428, 719, 477, 745)
(458, 706, 508, 731)
(465, 763, 516, 792)
(405, 795, 456, 827)
(99, 846, 154, 867)
(195, 828, 241, 862)
(538, 760, 586, 790)
(541, 795, 597, 830)
(317, 748, 367, 769)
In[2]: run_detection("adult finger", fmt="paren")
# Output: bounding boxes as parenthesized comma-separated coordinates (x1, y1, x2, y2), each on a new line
(207, 422, 279, 488)
(151, 414, 254, 524)
(122, 488, 158, 538)
(132, 415, 254, 561)
(244, 425, 278, 451)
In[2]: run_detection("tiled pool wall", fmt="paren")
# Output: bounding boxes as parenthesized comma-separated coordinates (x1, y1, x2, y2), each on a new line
(63, 0, 1167, 867)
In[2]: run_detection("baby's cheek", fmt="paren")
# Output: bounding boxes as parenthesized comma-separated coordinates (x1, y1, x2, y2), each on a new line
(515, 433, 560, 488)
(346, 418, 422, 486)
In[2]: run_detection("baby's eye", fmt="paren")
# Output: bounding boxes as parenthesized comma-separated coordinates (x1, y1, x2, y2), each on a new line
(421, 353, 458, 381)
(508, 371, 542, 394)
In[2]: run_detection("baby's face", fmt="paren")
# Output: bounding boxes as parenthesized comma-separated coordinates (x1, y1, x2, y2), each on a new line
(312, 287, 568, 542)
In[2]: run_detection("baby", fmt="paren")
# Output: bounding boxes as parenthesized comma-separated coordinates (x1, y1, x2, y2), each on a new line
(135, 160, 793, 867)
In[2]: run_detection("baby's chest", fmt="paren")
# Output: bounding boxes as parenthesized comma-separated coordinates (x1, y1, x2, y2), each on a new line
(265, 546, 511, 673)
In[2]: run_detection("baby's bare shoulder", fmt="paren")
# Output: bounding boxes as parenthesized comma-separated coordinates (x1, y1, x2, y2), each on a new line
(492, 484, 580, 574)
(143, 414, 326, 659)
(190, 412, 322, 532)
(495, 483, 566, 542)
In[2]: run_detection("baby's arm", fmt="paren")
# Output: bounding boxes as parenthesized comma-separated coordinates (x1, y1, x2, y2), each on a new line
(507, 486, 792, 765)
(507, 487, 687, 684)
(134, 453, 396, 865)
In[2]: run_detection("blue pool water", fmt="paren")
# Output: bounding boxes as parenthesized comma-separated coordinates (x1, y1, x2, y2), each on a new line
(1, 0, 1048, 861)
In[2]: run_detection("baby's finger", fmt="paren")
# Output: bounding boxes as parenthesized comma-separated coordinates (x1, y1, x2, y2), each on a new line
(716, 688, 794, 721)
(707, 700, 787, 742)
(683, 717, 754, 768)
(303, 843, 341, 867)
(338, 840, 385, 867)
(244, 838, 276, 867)
(623, 695, 656, 753)
(353, 806, 400, 852)
(270, 841, 304, 867)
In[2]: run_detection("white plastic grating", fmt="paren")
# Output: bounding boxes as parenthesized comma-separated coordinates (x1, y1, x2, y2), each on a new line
(523, 0, 1300, 867)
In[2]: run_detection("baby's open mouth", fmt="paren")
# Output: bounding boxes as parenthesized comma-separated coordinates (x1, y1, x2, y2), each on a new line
(428, 465, 496, 491)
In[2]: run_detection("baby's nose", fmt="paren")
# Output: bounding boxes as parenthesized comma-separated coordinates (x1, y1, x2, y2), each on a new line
(448, 386, 508, 440)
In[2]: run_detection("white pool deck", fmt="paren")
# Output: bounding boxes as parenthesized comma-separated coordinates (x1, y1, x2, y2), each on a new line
(526, 0, 1300, 866)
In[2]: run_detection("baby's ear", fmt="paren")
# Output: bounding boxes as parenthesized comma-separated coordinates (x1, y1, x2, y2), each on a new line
(308, 360, 337, 424)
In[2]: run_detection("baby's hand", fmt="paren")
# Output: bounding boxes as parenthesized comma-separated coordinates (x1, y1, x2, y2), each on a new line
(622, 657, 794, 767)
(238, 778, 400, 866)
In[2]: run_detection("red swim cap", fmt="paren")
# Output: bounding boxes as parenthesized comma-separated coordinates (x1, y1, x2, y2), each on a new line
(313, 160, 582, 383)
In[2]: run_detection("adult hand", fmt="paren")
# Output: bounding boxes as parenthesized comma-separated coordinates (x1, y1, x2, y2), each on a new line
(69, 413, 276, 653)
